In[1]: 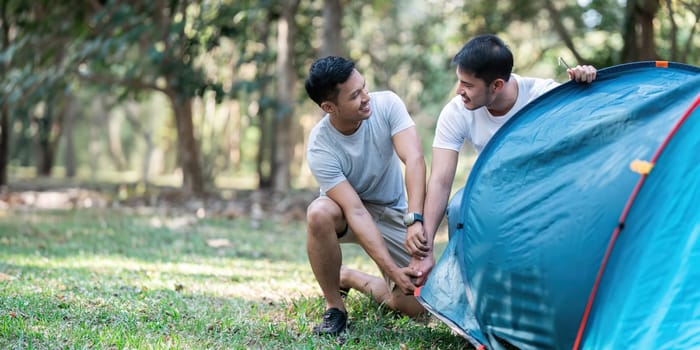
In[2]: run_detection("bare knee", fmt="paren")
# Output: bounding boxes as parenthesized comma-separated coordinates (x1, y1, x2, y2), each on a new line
(306, 198, 344, 236)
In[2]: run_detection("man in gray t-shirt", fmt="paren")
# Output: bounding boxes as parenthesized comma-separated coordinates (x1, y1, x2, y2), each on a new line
(304, 56, 427, 336)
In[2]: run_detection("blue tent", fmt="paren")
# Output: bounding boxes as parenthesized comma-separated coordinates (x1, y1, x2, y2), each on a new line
(416, 62, 700, 350)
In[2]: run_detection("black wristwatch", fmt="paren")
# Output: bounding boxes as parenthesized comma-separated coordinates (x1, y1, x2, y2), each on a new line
(403, 212, 423, 226)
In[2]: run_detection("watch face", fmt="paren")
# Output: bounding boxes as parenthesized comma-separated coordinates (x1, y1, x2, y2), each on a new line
(403, 212, 422, 226)
(403, 213, 414, 226)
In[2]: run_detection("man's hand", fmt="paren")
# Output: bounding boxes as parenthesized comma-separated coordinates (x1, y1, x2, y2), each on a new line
(568, 65, 597, 83)
(409, 254, 434, 286)
(404, 223, 430, 258)
(391, 266, 423, 295)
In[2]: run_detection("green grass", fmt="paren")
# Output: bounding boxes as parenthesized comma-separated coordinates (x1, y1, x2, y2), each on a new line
(0, 209, 471, 349)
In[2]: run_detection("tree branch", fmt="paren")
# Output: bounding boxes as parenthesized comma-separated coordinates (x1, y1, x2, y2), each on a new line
(1, 74, 46, 109)
(544, 0, 586, 64)
(680, 0, 700, 62)
(78, 71, 166, 93)
(666, 0, 678, 61)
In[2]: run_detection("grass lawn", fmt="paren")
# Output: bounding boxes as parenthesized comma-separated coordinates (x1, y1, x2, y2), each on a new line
(0, 208, 471, 349)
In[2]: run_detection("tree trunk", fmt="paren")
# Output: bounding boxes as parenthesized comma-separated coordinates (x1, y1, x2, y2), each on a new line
(1, 0, 10, 186)
(665, 0, 678, 61)
(107, 110, 128, 171)
(35, 117, 55, 176)
(254, 11, 275, 189)
(273, 0, 300, 193)
(241, 11, 277, 189)
(35, 97, 57, 176)
(63, 93, 76, 178)
(322, 0, 343, 57)
(294, 0, 343, 188)
(227, 100, 241, 172)
(622, 0, 660, 62)
(166, 89, 204, 195)
(0, 104, 8, 186)
(36, 92, 72, 177)
(123, 100, 154, 185)
(257, 99, 273, 189)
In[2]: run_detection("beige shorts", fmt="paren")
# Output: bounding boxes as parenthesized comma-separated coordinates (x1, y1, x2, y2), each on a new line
(338, 202, 411, 288)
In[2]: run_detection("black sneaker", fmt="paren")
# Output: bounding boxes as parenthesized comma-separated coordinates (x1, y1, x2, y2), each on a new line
(312, 308, 347, 336)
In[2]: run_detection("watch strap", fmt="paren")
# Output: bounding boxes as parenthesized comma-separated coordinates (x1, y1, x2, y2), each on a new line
(413, 213, 423, 223)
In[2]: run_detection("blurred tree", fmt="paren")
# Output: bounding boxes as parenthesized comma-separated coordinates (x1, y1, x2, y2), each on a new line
(272, 0, 300, 193)
(122, 99, 155, 184)
(230, 3, 278, 188)
(0, 0, 10, 186)
(231, 0, 314, 191)
(322, 0, 343, 57)
(2, 0, 698, 192)
(62, 93, 78, 178)
(34, 92, 64, 176)
(342, 1, 463, 152)
(622, 0, 661, 61)
(0, 1, 83, 182)
(452, 0, 698, 68)
(74, 0, 235, 195)
(658, 0, 699, 62)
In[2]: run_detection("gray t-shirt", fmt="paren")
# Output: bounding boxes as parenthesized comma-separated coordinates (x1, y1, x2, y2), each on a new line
(307, 91, 414, 210)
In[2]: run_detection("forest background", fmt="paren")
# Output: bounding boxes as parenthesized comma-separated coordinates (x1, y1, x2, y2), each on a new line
(0, 0, 699, 212)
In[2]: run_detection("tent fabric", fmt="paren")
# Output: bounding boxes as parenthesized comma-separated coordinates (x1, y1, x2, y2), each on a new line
(415, 188, 488, 348)
(415, 62, 700, 350)
(579, 95, 700, 350)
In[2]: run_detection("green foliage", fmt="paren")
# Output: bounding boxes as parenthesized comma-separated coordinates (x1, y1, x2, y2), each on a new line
(0, 209, 469, 349)
(2, 0, 699, 188)
(82, 1, 216, 96)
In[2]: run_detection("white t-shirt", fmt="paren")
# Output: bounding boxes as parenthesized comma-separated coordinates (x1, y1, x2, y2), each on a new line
(433, 74, 560, 155)
(307, 91, 414, 210)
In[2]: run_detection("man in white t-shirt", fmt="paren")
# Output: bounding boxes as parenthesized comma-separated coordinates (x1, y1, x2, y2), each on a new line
(304, 56, 427, 336)
(406, 34, 597, 282)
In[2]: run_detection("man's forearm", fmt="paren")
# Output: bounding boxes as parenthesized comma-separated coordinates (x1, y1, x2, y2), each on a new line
(346, 208, 400, 274)
(422, 182, 451, 251)
(404, 155, 426, 213)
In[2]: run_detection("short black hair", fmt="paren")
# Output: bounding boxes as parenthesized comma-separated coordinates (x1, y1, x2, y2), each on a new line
(304, 56, 356, 106)
(452, 34, 514, 85)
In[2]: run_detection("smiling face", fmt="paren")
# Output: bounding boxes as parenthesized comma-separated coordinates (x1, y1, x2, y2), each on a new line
(322, 69, 371, 125)
(336, 69, 371, 120)
(455, 67, 494, 111)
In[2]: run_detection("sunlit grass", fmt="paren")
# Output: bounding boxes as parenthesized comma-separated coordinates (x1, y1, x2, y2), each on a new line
(0, 209, 470, 349)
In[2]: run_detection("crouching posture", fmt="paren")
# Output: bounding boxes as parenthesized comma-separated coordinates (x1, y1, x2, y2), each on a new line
(304, 56, 427, 336)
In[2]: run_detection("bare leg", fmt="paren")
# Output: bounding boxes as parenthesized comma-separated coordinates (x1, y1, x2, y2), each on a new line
(340, 266, 425, 317)
(306, 198, 347, 311)
(340, 266, 392, 305)
(389, 287, 425, 317)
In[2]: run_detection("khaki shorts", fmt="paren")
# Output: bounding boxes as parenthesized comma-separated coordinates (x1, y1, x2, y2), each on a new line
(338, 202, 411, 288)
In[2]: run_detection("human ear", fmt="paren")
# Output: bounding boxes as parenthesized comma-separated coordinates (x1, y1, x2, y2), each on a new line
(321, 101, 335, 114)
(492, 79, 505, 93)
